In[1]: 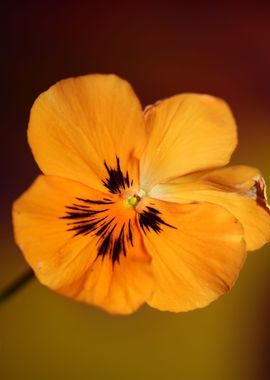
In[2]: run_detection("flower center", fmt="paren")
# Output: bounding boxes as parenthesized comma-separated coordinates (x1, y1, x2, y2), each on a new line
(60, 158, 176, 265)
(127, 196, 139, 206)
(125, 189, 146, 208)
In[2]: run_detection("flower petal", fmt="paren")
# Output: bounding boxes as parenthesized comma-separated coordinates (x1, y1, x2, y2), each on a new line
(28, 74, 146, 192)
(151, 166, 270, 251)
(139, 199, 245, 312)
(13, 176, 153, 314)
(140, 94, 237, 189)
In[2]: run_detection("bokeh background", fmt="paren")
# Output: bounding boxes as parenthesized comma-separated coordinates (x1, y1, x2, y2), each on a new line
(1, 1, 270, 379)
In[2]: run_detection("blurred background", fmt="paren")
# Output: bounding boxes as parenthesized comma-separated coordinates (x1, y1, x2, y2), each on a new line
(1, 1, 270, 379)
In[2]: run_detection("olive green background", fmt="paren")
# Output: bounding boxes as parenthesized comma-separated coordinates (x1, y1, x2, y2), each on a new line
(1, 1, 270, 379)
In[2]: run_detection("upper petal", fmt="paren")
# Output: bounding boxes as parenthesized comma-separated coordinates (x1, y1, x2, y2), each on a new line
(13, 175, 154, 314)
(140, 94, 237, 190)
(151, 166, 270, 251)
(139, 199, 246, 312)
(28, 74, 146, 192)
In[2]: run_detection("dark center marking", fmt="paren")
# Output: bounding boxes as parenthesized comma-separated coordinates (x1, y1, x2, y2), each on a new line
(138, 206, 177, 234)
(61, 200, 176, 264)
(102, 156, 133, 194)
(60, 197, 134, 264)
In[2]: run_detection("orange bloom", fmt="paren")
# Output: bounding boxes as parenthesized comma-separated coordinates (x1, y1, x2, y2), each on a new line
(13, 74, 270, 314)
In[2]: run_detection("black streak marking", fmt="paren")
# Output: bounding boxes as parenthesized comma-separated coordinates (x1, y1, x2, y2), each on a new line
(61, 198, 134, 264)
(76, 197, 114, 205)
(102, 157, 131, 194)
(139, 206, 176, 234)
(128, 219, 133, 247)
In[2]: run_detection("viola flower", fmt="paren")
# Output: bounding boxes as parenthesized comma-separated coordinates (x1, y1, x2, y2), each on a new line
(13, 74, 270, 314)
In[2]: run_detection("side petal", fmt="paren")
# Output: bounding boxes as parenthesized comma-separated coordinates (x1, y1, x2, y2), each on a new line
(140, 94, 237, 189)
(28, 74, 146, 192)
(140, 199, 245, 312)
(151, 166, 270, 251)
(13, 176, 154, 314)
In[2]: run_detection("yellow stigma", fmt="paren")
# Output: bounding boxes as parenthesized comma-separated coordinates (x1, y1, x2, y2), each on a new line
(124, 190, 145, 208)
(127, 196, 139, 207)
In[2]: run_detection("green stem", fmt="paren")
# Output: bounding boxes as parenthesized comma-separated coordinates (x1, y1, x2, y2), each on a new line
(0, 269, 34, 302)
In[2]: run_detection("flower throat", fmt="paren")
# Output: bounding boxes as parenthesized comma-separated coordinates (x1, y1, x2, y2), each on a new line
(60, 157, 176, 264)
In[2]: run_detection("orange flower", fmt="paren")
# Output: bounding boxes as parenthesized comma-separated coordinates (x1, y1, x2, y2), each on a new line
(13, 74, 270, 314)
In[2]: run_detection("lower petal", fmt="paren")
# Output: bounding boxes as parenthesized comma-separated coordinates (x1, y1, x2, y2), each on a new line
(140, 199, 246, 312)
(62, 248, 153, 314)
(13, 175, 153, 314)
